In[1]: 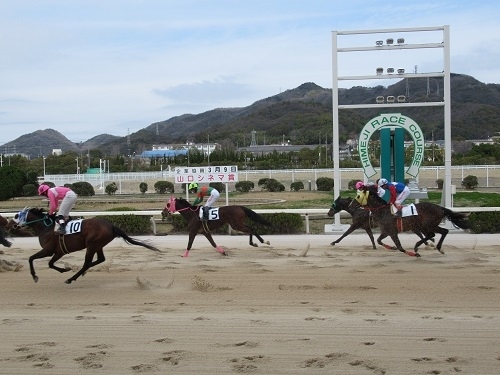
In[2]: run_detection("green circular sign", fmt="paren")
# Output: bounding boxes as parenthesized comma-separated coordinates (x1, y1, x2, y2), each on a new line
(358, 113, 424, 178)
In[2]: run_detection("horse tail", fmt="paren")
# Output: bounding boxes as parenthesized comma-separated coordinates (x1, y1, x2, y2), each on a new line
(241, 206, 273, 227)
(441, 207, 470, 230)
(112, 225, 161, 252)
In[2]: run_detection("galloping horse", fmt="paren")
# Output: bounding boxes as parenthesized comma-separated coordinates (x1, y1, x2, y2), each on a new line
(360, 185, 470, 257)
(9, 207, 160, 284)
(162, 197, 272, 257)
(328, 196, 435, 249)
(328, 196, 378, 249)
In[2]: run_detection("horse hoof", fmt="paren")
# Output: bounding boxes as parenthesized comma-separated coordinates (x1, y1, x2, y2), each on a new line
(64, 279, 72, 284)
(330, 242, 337, 246)
(32, 276, 39, 283)
(405, 251, 417, 257)
(265, 241, 270, 245)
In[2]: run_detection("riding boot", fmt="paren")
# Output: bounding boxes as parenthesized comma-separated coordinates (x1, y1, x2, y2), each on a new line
(56, 216, 67, 235)
(395, 209, 402, 217)
(202, 207, 209, 221)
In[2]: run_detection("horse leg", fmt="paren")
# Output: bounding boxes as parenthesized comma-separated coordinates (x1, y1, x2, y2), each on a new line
(65, 250, 101, 284)
(365, 228, 377, 249)
(48, 254, 72, 273)
(389, 234, 418, 257)
(29, 248, 57, 283)
(203, 233, 227, 256)
(251, 230, 270, 246)
(413, 230, 435, 247)
(434, 227, 449, 254)
(330, 224, 356, 246)
(376, 233, 397, 250)
(78, 249, 106, 278)
(183, 233, 197, 257)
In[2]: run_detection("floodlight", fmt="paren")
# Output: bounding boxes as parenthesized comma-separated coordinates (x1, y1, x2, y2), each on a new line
(387, 67, 394, 74)
(386, 38, 394, 45)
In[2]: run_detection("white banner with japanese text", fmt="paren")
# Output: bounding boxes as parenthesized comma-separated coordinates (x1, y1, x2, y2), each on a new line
(174, 165, 239, 184)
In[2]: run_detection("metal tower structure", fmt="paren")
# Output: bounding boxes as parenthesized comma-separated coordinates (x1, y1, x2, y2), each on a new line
(331, 25, 452, 230)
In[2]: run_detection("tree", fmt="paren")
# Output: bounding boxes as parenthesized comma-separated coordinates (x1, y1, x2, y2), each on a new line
(235, 181, 254, 192)
(154, 181, 174, 194)
(316, 177, 334, 191)
(462, 175, 478, 189)
(0, 166, 28, 200)
(105, 182, 118, 195)
(71, 181, 95, 196)
(139, 182, 148, 194)
(290, 181, 304, 191)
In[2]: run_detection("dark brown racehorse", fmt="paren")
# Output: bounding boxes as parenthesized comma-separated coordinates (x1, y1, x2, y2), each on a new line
(327, 196, 378, 249)
(360, 185, 470, 257)
(9, 207, 160, 284)
(328, 196, 435, 249)
(162, 197, 272, 257)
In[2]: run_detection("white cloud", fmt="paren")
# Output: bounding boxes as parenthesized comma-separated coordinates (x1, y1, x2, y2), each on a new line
(0, 0, 499, 144)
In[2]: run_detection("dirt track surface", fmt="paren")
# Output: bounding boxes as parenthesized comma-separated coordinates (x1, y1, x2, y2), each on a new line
(1, 233, 499, 374)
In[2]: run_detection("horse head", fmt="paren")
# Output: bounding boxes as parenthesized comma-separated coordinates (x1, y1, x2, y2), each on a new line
(161, 196, 177, 220)
(9, 207, 52, 230)
(328, 196, 343, 216)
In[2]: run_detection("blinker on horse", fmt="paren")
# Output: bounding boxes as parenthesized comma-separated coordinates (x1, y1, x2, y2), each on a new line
(10, 207, 160, 284)
(162, 197, 272, 257)
(359, 185, 470, 257)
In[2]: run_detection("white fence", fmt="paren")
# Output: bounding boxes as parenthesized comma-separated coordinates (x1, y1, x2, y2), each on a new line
(43, 165, 500, 194)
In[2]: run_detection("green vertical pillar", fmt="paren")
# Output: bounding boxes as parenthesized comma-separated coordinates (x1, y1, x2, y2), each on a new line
(393, 128, 405, 183)
(379, 127, 392, 181)
(380, 127, 405, 183)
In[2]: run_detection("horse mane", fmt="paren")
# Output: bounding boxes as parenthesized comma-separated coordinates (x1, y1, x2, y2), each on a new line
(365, 185, 388, 205)
(177, 197, 194, 207)
(31, 207, 46, 216)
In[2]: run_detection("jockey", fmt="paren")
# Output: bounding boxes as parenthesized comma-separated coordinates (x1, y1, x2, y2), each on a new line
(38, 184, 78, 235)
(188, 183, 220, 221)
(377, 178, 410, 217)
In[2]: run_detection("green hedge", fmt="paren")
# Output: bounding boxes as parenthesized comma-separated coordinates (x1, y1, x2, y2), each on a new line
(96, 214, 152, 235)
(468, 212, 500, 233)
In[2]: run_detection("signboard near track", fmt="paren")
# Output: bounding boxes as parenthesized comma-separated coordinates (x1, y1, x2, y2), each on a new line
(174, 165, 239, 184)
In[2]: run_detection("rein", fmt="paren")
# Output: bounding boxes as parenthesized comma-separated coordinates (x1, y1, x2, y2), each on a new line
(15, 213, 53, 229)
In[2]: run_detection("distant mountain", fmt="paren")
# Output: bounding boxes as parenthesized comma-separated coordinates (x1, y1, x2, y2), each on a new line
(2, 129, 120, 159)
(4, 74, 500, 159)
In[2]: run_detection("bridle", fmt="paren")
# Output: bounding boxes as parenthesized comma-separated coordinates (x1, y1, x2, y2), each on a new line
(11, 208, 54, 230)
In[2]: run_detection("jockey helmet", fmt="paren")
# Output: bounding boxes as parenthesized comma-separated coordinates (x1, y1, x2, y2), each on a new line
(355, 181, 364, 190)
(188, 182, 198, 191)
(378, 178, 388, 186)
(38, 184, 50, 195)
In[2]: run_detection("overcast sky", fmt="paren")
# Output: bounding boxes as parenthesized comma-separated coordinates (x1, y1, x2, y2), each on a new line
(1, 0, 499, 146)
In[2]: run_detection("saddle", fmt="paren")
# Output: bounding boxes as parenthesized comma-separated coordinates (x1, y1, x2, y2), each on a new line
(198, 207, 219, 221)
(391, 204, 418, 217)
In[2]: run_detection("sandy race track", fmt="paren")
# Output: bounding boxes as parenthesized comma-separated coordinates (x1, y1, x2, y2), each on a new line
(1, 232, 499, 374)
